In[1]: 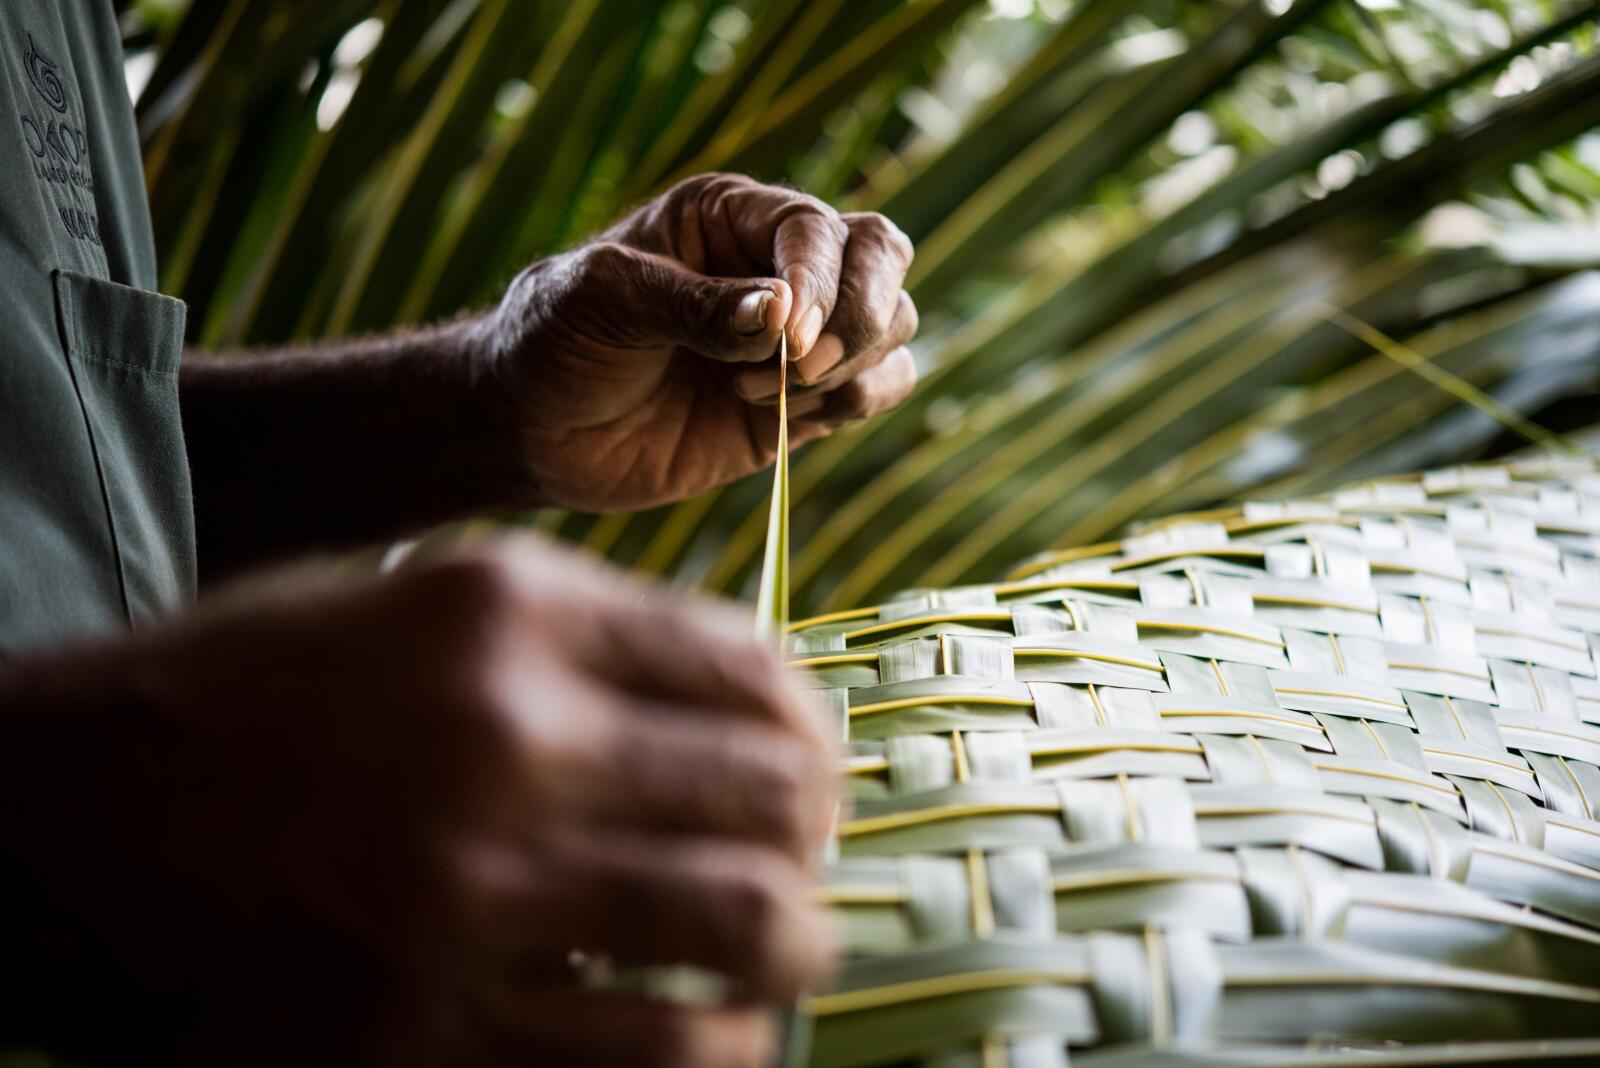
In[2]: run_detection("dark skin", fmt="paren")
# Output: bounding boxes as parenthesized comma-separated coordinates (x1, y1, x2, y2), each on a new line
(0, 541, 836, 1066)
(183, 174, 917, 578)
(0, 174, 918, 1065)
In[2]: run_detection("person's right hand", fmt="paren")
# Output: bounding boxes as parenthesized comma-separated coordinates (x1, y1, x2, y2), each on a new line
(0, 536, 837, 1067)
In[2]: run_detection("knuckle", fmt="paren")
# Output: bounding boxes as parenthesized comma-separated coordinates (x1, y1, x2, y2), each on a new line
(403, 541, 583, 696)
(845, 210, 887, 240)
(788, 189, 828, 214)
(670, 171, 727, 208)
(564, 242, 652, 306)
(803, 908, 840, 983)
(824, 209, 851, 245)
(847, 211, 914, 262)
(577, 240, 636, 282)
(753, 653, 804, 718)
(493, 262, 555, 340)
(895, 291, 919, 344)
(680, 593, 781, 665)
(691, 170, 747, 191)
(673, 171, 724, 196)
(799, 708, 838, 772)
(722, 861, 789, 945)
(696, 592, 768, 640)
(502, 262, 543, 306)
(783, 193, 847, 238)
(866, 351, 918, 417)
(689, 172, 755, 216)
(733, 662, 792, 722)
(740, 627, 788, 676)
(716, 855, 831, 997)
(655, 589, 746, 647)
(744, 752, 810, 844)
(865, 286, 898, 343)
(842, 210, 883, 233)
(852, 380, 890, 416)
(889, 345, 919, 386)
(419, 548, 524, 625)
(769, 672, 832, 746)
(887, 221, 915, 262)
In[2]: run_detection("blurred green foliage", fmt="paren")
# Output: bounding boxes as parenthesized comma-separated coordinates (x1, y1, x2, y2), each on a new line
(121, 0, 1600, 612)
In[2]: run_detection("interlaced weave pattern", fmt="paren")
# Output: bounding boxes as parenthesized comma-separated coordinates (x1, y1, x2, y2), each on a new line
(789, 456, 1600, 1067)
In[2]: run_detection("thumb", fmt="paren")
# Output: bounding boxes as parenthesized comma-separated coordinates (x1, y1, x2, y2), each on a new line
(668, 269, 793, 364)
(573, 242, 792, 363)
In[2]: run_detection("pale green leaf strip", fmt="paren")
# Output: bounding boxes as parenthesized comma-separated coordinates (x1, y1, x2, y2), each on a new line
(756, 337, 790, 642)
(1314, 303, 1583, 458)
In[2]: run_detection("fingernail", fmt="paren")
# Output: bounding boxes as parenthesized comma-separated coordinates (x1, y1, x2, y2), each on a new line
(795, 332, 844, 385)
(737, 367, 782, 401)
(795, 305, 825, 357)
(735, 290, 773, 336)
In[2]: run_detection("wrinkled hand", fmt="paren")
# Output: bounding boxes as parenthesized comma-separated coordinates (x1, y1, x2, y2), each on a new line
(0, 537, 836, 1067)
(480, 172, 918, 512)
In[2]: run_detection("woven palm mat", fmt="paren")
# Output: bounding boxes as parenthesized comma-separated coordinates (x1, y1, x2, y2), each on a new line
(788, 456, 1600, 1068)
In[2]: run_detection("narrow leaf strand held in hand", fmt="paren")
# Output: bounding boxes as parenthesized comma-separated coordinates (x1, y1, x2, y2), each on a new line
(757, 334, 808, 1068)
(755, 333, 790, 642)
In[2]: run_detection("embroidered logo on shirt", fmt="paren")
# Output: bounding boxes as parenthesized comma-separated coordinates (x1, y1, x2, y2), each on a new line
(15, 30, 100, 246)
(23, 34, 68, 113)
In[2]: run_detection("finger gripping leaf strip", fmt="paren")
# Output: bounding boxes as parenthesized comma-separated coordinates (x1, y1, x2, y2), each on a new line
(788, 454, 1600, 1067)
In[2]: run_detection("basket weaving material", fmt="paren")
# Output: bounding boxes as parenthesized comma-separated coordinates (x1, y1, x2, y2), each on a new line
(789, 457, 1600, 1067)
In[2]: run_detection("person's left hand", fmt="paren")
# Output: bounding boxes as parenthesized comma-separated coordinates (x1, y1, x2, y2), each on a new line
(476, 173, 918, 513)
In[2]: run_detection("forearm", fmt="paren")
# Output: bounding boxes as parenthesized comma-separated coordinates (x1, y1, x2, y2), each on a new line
(180, 318, 529, 582)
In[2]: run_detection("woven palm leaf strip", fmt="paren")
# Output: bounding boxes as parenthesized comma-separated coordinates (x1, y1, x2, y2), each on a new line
(788, 455, 1600, 1068)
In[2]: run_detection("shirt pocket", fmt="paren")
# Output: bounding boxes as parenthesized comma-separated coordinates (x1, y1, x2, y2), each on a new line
(52, 269, 193, 624)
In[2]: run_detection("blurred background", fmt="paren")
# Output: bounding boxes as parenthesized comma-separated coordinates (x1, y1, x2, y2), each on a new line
(119, 0, 1600, 614)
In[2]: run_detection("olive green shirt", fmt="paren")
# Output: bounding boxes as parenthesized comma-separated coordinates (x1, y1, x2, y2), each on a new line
(0, 1, 192, 654)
